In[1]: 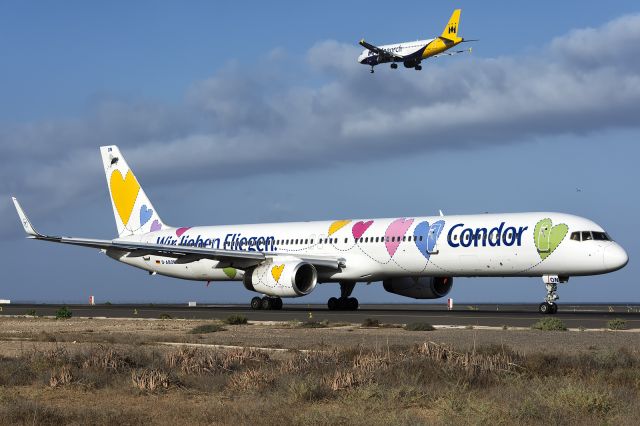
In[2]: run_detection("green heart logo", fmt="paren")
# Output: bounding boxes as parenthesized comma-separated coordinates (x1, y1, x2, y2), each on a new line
(533, 218, 568, 260)
(223, 267, 237, 279)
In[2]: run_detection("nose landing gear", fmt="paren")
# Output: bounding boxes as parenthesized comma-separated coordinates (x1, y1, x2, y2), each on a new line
(539, 276, 561, 314)
(390, 63, 398, 69)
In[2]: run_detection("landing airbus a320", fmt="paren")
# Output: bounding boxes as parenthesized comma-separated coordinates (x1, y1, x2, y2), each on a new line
(12, 146, 627, 314)
(358, 9, 476, 73)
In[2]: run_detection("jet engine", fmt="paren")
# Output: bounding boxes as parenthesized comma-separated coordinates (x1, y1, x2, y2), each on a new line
(383, 276, 452, 299)
(243, 257, 317, 298)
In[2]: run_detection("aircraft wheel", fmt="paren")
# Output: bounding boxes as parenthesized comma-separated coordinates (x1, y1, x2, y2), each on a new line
(348, 297, 359, 310)
(273, 298, 283, 310)
(539, 302, 552, 314)
(549, 303, 558, 314)
(261, 297, 273, 310)
(391, 63, 398, 69)
(328, 297, 339, 310)
(415, 65, 422, 71)
(251, 297, 262, 310)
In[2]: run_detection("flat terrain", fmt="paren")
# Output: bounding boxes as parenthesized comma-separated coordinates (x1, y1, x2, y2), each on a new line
(3, 303, 640, 328)
(1, 316, 640, 425)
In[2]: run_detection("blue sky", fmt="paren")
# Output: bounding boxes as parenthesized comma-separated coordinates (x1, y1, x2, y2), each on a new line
(1, 1, 639, 304)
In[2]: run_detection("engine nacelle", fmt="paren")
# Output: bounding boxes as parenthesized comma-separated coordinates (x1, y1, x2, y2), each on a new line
(243, 257, 317, 298)
(383, 276, 453, 299)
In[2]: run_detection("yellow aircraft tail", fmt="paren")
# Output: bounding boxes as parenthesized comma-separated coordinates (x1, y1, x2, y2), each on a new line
(440, 9, 461, 41)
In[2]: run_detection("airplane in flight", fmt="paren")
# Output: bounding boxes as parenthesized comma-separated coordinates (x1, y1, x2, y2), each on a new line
(12, 146, 627, 314)
(358, 9, 475, 73)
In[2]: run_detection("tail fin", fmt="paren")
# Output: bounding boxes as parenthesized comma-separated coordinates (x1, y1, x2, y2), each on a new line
(99, 146, 166, 237)
(441, 9, 461, 41)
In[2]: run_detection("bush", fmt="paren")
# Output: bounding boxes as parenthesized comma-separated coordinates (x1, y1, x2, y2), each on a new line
(404, 322, 435, 331)
(55, 306, 72, 319)
(26, 309, 37, 317)
(159, 313, 172, 320)
(225, 314, 248, 325)
(361, 318, 380, 327)
(189, 324, 226, 334)
(532, 317, 567, 331)
(298, 320, 328, 329)
(607, 318, 626, 330)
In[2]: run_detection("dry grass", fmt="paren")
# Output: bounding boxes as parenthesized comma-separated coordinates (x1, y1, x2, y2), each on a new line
(2, 320, 640, 425)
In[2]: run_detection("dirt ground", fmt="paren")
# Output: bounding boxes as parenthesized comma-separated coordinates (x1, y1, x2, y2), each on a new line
(1, 316, 638, 355)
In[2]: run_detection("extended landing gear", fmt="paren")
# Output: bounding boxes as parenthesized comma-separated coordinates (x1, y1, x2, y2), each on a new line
(251, 296, 282, 310)
(539, 302, 558, 314)
(328, 282, 359, 311)
(538, 279, 560, 314)
(370, 66, 375, 73)
(414, 65, 422, 71)
(390, 63, 398, 69)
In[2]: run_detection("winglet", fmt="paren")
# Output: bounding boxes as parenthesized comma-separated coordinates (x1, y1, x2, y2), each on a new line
(11, 197, 41, 237)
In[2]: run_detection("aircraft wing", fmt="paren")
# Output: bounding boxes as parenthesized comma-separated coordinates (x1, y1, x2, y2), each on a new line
(359, 39, 404, 61)
(431, 46, 473, 58)
(11, 197, 345, 271)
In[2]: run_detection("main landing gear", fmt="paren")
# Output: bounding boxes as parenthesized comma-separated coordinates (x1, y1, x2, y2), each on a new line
(538, 277, 560, 314)
(414, 65, 422, 71)
(328, 282, 359, 311)
(390, 63, 398, 69)
(370, 66, 375, 73)
(251, 296, 282, 310)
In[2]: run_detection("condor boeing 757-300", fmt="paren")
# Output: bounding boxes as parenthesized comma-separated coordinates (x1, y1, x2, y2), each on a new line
(12, 146, 627, 314)
(358, 9, 476, 73)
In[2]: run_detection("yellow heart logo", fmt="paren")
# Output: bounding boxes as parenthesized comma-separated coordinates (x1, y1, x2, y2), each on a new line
(328, 220, 351, 236)
(110, 170, 140, 226)
(271, 264, 285, 283)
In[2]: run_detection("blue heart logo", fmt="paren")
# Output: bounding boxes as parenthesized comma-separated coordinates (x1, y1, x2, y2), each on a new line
(414, 220, 445, 260)
(139, 204, 153, 226)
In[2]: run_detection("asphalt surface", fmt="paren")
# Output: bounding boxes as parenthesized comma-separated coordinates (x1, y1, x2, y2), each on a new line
(2, 303, 640, 328)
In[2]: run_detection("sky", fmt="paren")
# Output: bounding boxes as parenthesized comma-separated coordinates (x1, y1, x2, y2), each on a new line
(1, 1, 639, 304)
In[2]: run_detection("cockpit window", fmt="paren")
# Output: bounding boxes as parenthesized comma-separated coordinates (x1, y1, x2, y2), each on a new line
(592, 232, 610, 241)
(581, 231, 593, 241)
(572, 231, 611, 242)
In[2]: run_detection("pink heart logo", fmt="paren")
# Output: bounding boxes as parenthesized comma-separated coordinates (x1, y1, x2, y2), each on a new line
(385, 218, 414, 257)
(352, 220, 374, 240)
(176, 227, 191, 237)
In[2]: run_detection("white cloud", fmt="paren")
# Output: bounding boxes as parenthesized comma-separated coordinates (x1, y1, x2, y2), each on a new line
(3, 13, 640, 236)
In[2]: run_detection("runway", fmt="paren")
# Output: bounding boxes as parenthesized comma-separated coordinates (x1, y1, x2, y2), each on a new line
(2, 303, 640, 328)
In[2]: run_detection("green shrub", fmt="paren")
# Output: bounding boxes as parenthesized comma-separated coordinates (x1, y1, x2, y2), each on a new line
(404, 322, 435, 331)
(531, 317, 567, 331)
(55, 306, 72, 319)
(225, 314, 248, 325)
(159, 313, 172, 320)
(361, 318, 380, 327)
(189, 324, 225, 334)
(26, 309, 37, 317)
(607, 318, 626, 330)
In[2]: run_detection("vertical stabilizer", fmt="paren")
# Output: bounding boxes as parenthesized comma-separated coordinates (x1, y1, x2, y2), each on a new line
(99, 146, 166, 237)
(441, 9, 462, 41)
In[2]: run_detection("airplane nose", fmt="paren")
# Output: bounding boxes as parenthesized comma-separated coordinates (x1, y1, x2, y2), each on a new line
(603, 244, 629, 271)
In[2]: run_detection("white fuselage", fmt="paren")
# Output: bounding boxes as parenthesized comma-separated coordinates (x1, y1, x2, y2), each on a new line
(110, 212, 628, 284)
(358, 39, 434, 64)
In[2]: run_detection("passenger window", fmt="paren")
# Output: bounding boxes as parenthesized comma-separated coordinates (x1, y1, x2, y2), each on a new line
(344, 238, 348, 243)
(570, 232, 580, 241)
(402, 236, 406, 242)
(581, 231, 593, 241)
(419, 236, 423, 241)
(359, 238, 363, 243)
(295, 239, 299, 244)
(304, 239, 308, 244)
